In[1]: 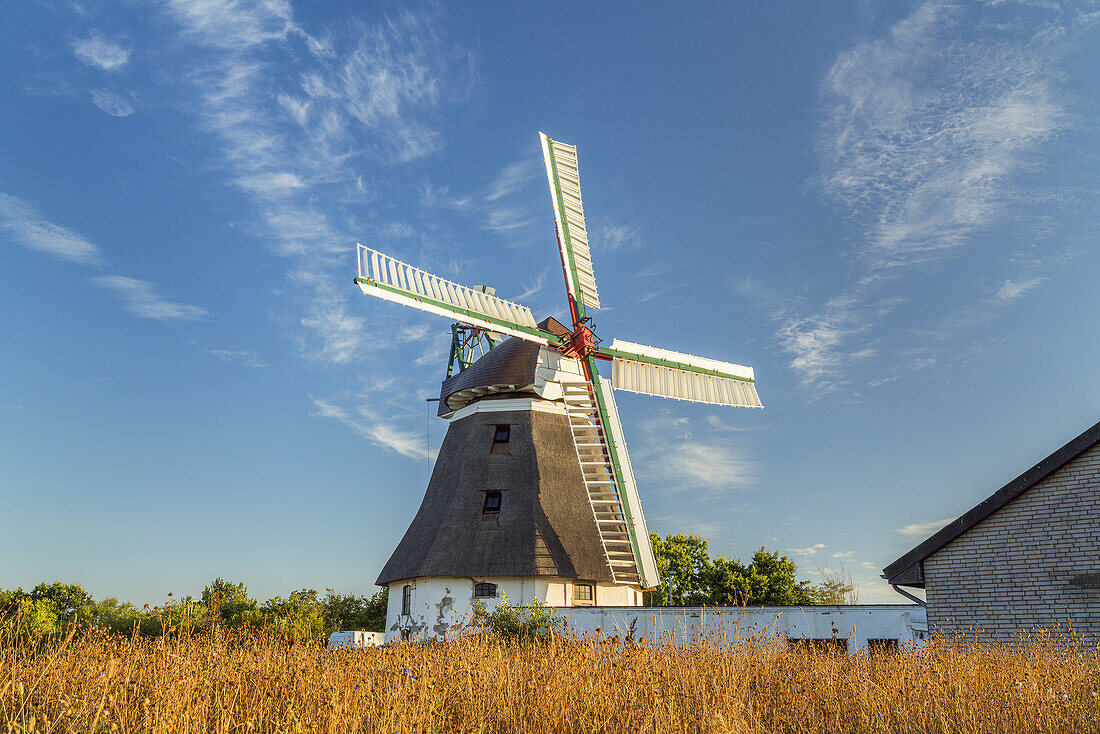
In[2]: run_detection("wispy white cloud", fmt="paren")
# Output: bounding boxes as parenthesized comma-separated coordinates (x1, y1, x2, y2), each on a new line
(860, 561, 879, 571)
(635, 262, 668, 278)
(515, 271, 548, 302)
(600, 220, 641, 252)
(0, 193, 103, 264)
(484, 159, 537, 202)
(435, 156, 542, 240)
(484, 206, 536, 234)
(994, 276, 1046, 303)
(233, 172, 305, 195)
(777, 0, 1076, 392)
(72, 32, 131, 72)
(788, 543, 827, 557)
(703, 414, 755, 433)
(90, 89, 135, 117)
(636, 409, 758, 494)
(896, 516, 955, 538)
(298, 304, 367, 365)
(167, 0, 297, 49)
(208, 347, 269, 367)
(638, 286, 675, 304)
(168, 3, 470, 369)
(90, 275, 209, 321)
(311, 398, 427, 460)
(831, 550, 854, 558)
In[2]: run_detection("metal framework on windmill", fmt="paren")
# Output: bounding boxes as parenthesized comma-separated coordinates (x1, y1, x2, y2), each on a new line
(353, 132, 762, 590)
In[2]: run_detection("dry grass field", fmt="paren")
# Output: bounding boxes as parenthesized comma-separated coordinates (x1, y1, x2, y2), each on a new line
(2, 620, 1098, 733)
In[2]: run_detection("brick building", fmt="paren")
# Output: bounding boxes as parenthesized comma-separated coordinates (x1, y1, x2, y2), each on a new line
(883, 420, 1100, 643)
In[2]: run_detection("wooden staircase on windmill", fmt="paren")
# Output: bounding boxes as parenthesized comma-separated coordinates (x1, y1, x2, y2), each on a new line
(560, 380, 641, 586)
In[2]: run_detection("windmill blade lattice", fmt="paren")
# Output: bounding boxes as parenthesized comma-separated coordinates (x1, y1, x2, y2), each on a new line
(541, 133, 600, 313)
(607, 339, 763, 408)
(355, 245, 553, 346)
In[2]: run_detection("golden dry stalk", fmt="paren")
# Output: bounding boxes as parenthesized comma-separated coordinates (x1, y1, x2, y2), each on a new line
(1, 624, 1098, 733)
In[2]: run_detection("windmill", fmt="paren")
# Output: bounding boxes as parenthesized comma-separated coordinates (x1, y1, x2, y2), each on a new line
(356, 133, 761, 636)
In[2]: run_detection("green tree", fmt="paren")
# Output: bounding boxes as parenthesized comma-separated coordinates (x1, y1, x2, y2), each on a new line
(642, 532, 714, 606)
(29, 582, 94, 628)
(642, 535, 817, 607)
(732, 548, 814, 606)
(809, 565, 859, 605)
(322, 588, 388, 633)
(80, 598, 141, 634)
(262, 589, 324, 641)
(0, 589, 61, 637)
(201, 578, 258, 627)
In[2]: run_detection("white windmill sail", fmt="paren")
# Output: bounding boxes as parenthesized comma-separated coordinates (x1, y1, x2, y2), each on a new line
(540, 133, 601, 312)
(355, 245, 552, 346)
(608, 339, 763, 409)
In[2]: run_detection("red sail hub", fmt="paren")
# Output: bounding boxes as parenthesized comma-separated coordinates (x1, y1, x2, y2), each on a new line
(562, 323, 597, 358)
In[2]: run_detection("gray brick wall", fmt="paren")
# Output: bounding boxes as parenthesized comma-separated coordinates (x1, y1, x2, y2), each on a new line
(924, 442, 1100, 643)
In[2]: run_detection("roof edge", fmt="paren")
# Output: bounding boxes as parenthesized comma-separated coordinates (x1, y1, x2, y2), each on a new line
(883, 418, 1100, 584)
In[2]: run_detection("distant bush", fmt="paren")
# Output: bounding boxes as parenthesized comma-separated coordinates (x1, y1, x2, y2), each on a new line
(471, 594, 562, 642)
(0, 580, 388, 640)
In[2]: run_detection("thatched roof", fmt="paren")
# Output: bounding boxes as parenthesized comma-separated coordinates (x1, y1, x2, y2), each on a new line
(376, 406, 614, 585)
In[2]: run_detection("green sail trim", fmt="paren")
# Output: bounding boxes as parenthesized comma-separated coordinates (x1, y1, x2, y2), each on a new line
(355, 277, 561, 345)
(545, 138, 588, 323)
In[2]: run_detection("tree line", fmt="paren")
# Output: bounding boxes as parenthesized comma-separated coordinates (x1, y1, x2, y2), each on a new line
(642, 533, 858, 606)
(0, 580, 388, 639)
(2, 535, 855, 638)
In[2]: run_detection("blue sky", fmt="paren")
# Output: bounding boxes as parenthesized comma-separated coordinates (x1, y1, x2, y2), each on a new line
(2, 0, 1098, 605)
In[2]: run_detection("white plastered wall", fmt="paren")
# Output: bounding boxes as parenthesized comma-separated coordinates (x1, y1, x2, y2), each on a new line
(385, 577, 642, 642)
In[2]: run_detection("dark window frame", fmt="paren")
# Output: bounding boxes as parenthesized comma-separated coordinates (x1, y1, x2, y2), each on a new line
(786, 637, 849, 653)
(867, 638, 900, 654)
(401, 584, 412, 616)
(483, 490, 502, 514)
(490, 424, 511, 454)
(473, 582, 497, 598)
(572, 582, 595, 605)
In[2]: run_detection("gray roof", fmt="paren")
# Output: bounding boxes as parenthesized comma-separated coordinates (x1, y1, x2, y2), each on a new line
(376, 406, 615, 586)
(437, 317, 570, 417)
(883, 418, 1100, 587)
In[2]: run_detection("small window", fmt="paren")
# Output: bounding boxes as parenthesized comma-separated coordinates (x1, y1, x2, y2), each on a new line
(787, 637, 848, 653)
(572, 582, 595, 606)
(490, 424, 510, 454)
(401, 584, 411, 616)
(867, 638, 900, 654)
(474, 582, 497, 598)
(483, 491, 502, 514)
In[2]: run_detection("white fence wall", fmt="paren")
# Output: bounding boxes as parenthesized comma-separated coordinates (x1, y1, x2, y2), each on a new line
(554, 605, 928, 653)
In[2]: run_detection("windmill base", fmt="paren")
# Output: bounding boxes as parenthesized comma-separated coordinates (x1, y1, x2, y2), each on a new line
(384, 576, 643, 642)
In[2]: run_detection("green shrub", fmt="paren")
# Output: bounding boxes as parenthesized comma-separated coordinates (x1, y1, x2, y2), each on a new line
(471, 594, 561, 642)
